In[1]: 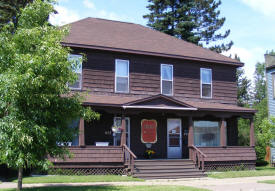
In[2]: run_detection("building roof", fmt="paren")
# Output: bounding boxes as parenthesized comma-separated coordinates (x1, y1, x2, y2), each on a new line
(83, 94, 256, 114)
(63, 17, 243, 66)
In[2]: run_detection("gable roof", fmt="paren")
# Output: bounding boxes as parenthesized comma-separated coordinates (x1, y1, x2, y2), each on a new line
(63, 17, 243, 66)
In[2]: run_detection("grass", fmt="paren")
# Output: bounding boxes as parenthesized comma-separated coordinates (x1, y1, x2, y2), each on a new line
(208, 166, 275, 179)
(258, 179, 275, 184)
(10, 175, 143, 184)
(0, 186, 209, 191)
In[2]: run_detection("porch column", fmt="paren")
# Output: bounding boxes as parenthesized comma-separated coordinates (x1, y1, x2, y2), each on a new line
(79, 118, 85, 147)
(120, 115, 126, 146)
(188, 116, 194, 158)
(250, 118, 255, 147)
(220, 118, 227, 147)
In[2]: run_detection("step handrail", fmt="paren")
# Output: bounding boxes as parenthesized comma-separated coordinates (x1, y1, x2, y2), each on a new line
(122, 144, 137, 175)
(190, 145, 207, 158)
(189, 145, 207, 171)
(123, 144, 137, 159)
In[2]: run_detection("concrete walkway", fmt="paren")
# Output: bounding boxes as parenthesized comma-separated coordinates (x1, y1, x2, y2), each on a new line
(0, 176, 275, 191)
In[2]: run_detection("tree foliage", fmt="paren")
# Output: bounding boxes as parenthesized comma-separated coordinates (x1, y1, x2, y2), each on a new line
(143, 0, 233, 53)
(253, 62, 266, 104)
(255, 117, 275, 161)
(0, 0, 99, 189)
(0, 0, 34, 31)
(234, 54, 251, 107)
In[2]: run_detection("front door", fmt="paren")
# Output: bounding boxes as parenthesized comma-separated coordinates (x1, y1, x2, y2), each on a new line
(167, 118, 182, 159)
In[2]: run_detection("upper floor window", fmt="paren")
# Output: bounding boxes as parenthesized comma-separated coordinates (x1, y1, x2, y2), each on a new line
(115, 59, 129, 93)
(68, 54, 82, 90)
(200, 68, 212, 98)
(161, 64, 173, 96)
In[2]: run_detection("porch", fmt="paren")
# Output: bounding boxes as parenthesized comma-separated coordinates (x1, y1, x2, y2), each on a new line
(49, 94, 257, 177)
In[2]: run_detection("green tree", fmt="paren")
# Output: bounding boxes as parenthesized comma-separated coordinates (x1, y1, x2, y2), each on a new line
(253, 62, 266, 104)
(234, 54, 251, 107)
(144, 0, 233, 53)
(0, 1, 99, 190)
(0, 0, 34, 30)
(255, 117, 275, 161)
(251, 61, 268, 161)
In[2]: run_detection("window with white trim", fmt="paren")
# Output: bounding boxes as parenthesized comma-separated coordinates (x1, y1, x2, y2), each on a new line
(201, 68, 212, 98)
(68, 54, 82, 89)
(161, 64, 173, 95)
(115, 59, 129, 93)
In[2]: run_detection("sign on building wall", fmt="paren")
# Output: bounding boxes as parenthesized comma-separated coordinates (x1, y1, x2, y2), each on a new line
(141, 119, 157, 143)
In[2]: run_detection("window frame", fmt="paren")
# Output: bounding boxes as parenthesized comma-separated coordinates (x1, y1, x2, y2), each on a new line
(115, 59, 130, 93)
(68, 54, 82, 90)
(161, 64, 173, 96)
(193, 120, 221, 147)
(200, 68, 212, 99)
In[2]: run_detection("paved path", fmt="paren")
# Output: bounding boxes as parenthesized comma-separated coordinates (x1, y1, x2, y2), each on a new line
(0, 176, 275, 191)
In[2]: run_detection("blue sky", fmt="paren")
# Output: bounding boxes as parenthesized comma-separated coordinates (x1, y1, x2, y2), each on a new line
(50, 0, 275, 80)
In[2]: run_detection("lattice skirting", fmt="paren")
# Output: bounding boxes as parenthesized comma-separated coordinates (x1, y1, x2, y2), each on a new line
(204, 161, 256, 171)
(48, 167, 127, 175)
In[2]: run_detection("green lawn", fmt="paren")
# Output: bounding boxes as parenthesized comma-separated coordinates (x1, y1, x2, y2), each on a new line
(258, 179, 275, 184)
(208, 166, 275, 179)
(11, 175, 143, 184)
(0, 186, 209, 191)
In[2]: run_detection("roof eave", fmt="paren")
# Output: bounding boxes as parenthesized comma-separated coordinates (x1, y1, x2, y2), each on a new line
(62, 42, 244, 67)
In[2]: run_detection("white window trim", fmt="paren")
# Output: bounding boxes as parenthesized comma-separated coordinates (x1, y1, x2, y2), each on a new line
(200, 68, 212, 99)
(113, 117, 130, 148)
(115, 59, 129, 93)
(68, 54, 82, 90)
(161, 64, 173, 96)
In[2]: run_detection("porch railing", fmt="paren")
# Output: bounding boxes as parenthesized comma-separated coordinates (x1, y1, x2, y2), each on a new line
(189, 145, 207, 171)
(122, 144, 137, 175)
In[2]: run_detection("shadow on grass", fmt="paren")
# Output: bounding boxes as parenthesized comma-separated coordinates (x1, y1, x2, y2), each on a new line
(1, 186, 121, 191)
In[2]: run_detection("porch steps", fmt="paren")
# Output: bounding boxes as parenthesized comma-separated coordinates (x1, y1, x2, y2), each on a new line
(133, 159, 205, 179)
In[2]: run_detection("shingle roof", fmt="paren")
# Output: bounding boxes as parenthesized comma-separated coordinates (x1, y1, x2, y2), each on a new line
(63, 17, 243, 66)
(83, 94, 256, 113)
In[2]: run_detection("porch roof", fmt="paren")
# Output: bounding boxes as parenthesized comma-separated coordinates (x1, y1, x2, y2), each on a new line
(83, 94, 256, 114)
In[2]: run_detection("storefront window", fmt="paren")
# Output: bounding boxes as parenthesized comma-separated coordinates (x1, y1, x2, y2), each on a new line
(194, 121, 220, 147)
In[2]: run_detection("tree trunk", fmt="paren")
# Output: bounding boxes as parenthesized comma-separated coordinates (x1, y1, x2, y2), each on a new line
(17, 167, 23, 191)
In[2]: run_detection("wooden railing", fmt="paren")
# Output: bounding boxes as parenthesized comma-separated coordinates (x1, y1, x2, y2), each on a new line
(189, 145, 207, 171)
(122, 144, 137, 175)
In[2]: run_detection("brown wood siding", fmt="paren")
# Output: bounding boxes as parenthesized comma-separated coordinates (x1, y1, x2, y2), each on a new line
(73, 48, 237, 105)
(49, 146, 124, 163)
(198, 147, 256, 162)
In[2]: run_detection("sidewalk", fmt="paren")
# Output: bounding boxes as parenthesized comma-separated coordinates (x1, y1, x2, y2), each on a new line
(0, 176, 275, 191)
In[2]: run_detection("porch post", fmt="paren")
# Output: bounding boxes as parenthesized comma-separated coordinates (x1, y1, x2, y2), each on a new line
(120, 114, 126, 146)
(188, 116, 194, 158)
(250, 118, 255, 147)
(79, 118, 85, 147)
(220, 118, 226, 147)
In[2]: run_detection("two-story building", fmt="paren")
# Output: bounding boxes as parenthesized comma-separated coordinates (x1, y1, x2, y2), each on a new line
(50, 18, 257, 179)
(265, 54, 275, 166)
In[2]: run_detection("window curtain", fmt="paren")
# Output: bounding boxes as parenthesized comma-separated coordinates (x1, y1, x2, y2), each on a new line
(161, 65, 172, 80)
(194, 121, 220, 147)
(201, 69, 211, 84)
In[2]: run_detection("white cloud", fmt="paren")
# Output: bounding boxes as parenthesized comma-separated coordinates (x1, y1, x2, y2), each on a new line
(96, 10, 130, 21)
(240, 0, 275, 17)
(222, 46, 265, 80)
(49, 5, 80, 26)
(83, 0, 95, 9)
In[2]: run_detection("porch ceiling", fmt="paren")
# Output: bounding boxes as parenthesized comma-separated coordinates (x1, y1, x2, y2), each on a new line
(83, 93, 256, 114)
